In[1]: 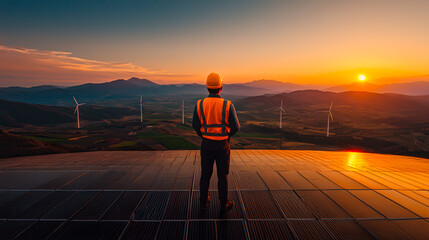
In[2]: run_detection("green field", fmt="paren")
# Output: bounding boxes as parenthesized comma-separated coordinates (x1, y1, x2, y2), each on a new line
(110, 140, 138, 148)
(138, 131, 198, 149)
(24, 135, 66, 143)
(235, 132, 281, 139)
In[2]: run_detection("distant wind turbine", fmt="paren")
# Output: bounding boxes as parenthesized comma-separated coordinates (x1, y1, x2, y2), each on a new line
(140, 96, 143, 123)
(73, 96, 85, 129)
(327, 101, 333, 137)
(274, 99, 286, 128)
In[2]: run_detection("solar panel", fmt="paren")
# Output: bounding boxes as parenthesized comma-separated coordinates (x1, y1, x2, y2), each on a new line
(216, 220, 247, 240)
(321, 220, 375, 240)
(11, 191, 75, 219)
(42, 191, 99, 220)
(240, 191, 283, 219)
(190, 191, 244, 220)
(0, 191, 51, 218)
(391, 219, 429, 240)
(288, 220, 332, 240)
(323, 190, 383, 219)
(271, 190, 315, 219)
(0, 191, 26, 207)
(296, 190, 352, 219)
(102, 191, 145, 220)
(156, 221, 186, 240)
(246, 220, 294, 240)
(73, 191, 122, 220)
(0, 220, 35, 240)
(358, 220, 414, 240)
(133, 191, 170, 220)
(349, 190, 418, 219)
(14, 221, 63, 240)
(48, 221, 127, 240)
(163, 191, 189, 220)
(120, 221, 159, 240)
(187, 220, 216, 240)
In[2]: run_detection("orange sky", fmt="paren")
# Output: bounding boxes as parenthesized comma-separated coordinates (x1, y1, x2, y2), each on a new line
(0, 1, 428, 86)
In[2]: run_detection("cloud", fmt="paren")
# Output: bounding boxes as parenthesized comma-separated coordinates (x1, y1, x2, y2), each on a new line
(0, 44, 193, 86)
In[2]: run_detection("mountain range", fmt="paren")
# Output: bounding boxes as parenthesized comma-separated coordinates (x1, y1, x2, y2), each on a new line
(0, 77, 428, 106)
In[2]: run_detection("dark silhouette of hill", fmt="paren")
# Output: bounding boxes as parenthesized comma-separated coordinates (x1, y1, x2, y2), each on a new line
(237, 90, 429, 122)
(0, 99, 138, 127)
(0, 77, 268, 105)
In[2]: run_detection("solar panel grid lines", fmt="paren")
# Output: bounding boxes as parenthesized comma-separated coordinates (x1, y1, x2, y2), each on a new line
(257, 171, 292, 190)
(318, 171, 368, 190)
(349, 190, 420, 219)
(390, 219, 429, 240)
(102, 191, 146, 220)
(297, 171, 340, 190)
(287, 219, 333, 240)
(240, 190, 283, 219)
(320, 220, 377, 240)
(375, 190, 429, 218)
(381, 172, 429, 189)
(10, 191, 76, 220)
(339, 171, 390, 190)
(163, 191, 190, 220)
(270, 190, 316, 219)
(42, 190, 99, 220)
(246, 220, 295, 240)
(295, 190, 353, 219)
(0, 220, 36, 240)
(358, 219, 415, 240)
(155, 220, 186, 240)
(278, 171, 317, 190)
(0, 191, 52, 219)
(398, 190, 429, 206)
(133, 191, 170, 220)
(322, 190, 384, 220)
(392, 172, 429, 189)
(371, 172, 421, 190)
(14, 220, 64, 240)
(190, 191, 244, 220)
(414, 190, 429, 199)
(72, 190, 123, 220)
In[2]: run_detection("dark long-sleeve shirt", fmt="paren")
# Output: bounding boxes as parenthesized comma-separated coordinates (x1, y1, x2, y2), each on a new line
(192, 94, 240, 138)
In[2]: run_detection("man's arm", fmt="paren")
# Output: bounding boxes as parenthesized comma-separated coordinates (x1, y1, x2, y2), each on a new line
(192, 104, 202, 137)
(228, 103, 240, 137)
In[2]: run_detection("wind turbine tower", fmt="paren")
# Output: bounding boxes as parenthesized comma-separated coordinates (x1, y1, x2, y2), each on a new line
(276, 99, 286, 128)
(73, 96, 85, 129)
(327, 101, 333, 137)
(140, 96, 143, 123)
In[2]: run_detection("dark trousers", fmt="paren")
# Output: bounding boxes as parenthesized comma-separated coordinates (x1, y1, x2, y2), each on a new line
(200, 138, 230, 205)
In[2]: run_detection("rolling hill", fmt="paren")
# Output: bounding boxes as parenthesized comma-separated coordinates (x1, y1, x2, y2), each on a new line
(0, 99, 138, 127)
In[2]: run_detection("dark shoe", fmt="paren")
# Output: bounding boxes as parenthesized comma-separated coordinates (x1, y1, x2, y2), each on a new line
(221, 200, 235, 211)
(200, 195, 211, 210)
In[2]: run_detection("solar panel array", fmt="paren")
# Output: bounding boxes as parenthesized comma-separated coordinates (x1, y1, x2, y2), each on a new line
(0, 150, 428, 239)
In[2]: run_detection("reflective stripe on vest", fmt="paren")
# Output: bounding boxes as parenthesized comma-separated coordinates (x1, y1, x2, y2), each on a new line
(199, 98, 230, 137)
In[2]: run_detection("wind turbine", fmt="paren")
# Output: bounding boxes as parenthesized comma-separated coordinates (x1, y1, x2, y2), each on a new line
(327, 101, 333, 137)
(139, 96, 143, 123)
(73, 96, 85, 129)
(274, 99, 286, 128)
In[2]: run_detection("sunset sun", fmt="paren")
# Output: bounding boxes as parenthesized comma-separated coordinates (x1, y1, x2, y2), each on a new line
(358, 74, 366, 81)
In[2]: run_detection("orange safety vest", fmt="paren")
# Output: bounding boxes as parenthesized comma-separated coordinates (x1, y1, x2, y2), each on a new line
(197, 97, 232, 140)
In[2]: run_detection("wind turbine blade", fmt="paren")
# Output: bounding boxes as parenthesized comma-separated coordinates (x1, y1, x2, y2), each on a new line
(329, 101, 333, 111)
(281, 107, 286, 113)
(79, 103, 86, 106)
(73, 96, 78, 105)
(330, 112, 333, 121)
(74, 106, 78, 114)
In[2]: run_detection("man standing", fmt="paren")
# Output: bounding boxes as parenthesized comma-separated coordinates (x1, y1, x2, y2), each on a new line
(192, 72, 240, 211)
